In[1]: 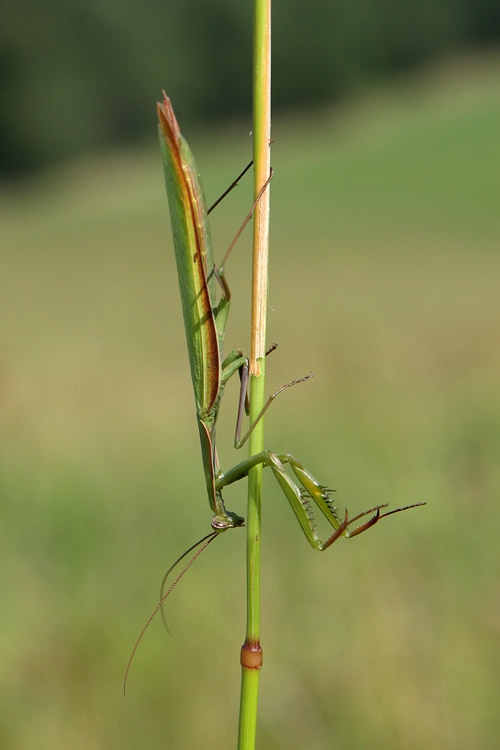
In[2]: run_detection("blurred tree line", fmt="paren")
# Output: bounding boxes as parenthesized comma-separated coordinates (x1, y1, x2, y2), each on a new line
(1, 0, 498, 175)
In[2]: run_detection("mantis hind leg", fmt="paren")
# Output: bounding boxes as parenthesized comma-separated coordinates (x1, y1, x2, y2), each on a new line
(220, 344, 313, 450)
(232, 368, 313, 449)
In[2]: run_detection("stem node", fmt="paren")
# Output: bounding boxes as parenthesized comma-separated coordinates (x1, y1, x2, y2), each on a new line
(240, 640, 263, 670)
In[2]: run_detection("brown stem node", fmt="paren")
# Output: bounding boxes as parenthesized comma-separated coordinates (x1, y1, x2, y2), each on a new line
(240, 640, 263, 670)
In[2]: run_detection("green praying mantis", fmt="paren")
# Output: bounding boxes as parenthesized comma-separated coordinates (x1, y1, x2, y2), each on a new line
(123, 95, 424, 690)
(156, 93, 423, 545)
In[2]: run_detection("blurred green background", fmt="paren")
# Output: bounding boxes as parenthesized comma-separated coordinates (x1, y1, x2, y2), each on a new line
(2, 0, 499, 175)
(1, 3, 500, 749)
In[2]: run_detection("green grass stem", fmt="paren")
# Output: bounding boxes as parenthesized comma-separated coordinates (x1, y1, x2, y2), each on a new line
(237, 0, 271, 747)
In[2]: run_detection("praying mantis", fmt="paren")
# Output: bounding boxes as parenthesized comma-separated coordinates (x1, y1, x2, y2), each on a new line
(156, 93, 423, 548)
(123, 95, 424, 690)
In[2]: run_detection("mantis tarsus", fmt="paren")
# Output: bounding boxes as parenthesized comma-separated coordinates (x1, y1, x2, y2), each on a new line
(123, 95, 424, 690)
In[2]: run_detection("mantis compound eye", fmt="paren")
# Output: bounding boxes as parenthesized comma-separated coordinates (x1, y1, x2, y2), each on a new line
(211, 512, 245, 531)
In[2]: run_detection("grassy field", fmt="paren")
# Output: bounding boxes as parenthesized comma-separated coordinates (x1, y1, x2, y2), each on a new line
(1, 55, 499, 749)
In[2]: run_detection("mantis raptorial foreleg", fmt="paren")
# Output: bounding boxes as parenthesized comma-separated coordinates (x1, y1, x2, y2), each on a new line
(217, 451, 425, 550)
